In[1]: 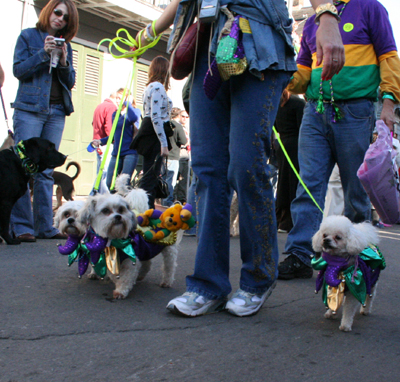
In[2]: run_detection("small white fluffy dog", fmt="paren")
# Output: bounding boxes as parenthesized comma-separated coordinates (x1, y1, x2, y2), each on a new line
(54, 200, 86, 237)
(75, 193, 139, 299)
(312, 215, 380, 331)
(69, 175, 179, 300)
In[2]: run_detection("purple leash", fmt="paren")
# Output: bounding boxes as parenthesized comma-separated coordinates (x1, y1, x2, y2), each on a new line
(0, 88, 13, 139)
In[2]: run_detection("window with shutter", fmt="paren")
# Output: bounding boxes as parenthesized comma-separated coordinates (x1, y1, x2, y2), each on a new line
(85, 55, 100, 96)
(72, 49, 78, 91)
(136, 69, 148, 105)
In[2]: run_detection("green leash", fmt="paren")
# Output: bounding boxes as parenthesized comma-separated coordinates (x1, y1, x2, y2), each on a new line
(272, 126, 325, 215)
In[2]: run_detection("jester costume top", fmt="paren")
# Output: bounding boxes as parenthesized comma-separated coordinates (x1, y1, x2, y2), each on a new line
(312, 245, 385, 311)
(58, 227, 174, 279)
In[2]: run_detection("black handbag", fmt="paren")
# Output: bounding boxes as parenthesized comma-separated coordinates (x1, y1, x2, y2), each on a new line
(154, 172, 169, 199)
(163, 120, 174, 138)
(135, 154, 169, 199)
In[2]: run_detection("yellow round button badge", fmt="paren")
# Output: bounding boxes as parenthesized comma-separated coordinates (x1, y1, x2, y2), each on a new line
(343, 23, 354, 32)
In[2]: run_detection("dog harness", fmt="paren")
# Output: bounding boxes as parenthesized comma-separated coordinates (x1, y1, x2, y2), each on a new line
(311, 245, 385, 312)
(58, 228, 169, 279)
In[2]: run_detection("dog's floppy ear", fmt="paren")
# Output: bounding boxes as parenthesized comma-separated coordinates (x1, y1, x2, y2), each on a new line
(346, 222, 379, 255)
(54, 208, 61, 228)
(312, 229, 324, 253)
(77, 197, 97, 226)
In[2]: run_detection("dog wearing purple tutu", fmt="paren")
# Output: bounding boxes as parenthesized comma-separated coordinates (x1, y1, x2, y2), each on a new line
(311, 215, 385, 332)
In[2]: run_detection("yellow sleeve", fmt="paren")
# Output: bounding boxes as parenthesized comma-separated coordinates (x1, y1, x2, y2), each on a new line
(379, 52, 400, 103)
(287, 65, 312, 95)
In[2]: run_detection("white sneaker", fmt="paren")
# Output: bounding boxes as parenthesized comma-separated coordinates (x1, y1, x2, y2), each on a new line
(226, 280, 277, 317)
(166, 292, 227, 317)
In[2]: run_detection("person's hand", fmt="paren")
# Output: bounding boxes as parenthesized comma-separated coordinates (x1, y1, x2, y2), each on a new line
(134, 29, 150, 50)
(59, 43, 68, 67)
(161, 146, 169, 157)
(380, 99, 396, 132)
(315, 14, 345, 80)
(44, 36, 57, 55)
(91, 139, 101, 148)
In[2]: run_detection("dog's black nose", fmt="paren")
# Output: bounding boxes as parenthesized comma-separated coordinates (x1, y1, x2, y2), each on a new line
(114, 214, 121, 221)
(67, 217, 75, 224)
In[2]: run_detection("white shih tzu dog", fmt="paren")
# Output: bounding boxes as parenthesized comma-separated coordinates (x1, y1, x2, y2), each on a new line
(54, 200, 86, 237)
(311, 215, 384, 332)
(76, 193, 138, 299)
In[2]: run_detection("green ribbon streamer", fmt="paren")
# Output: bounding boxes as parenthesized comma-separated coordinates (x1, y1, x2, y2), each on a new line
(94, 28, 162, 192)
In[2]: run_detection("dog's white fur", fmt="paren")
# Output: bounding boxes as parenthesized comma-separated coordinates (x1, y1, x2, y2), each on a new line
(54, 200, 86, 237)
(312, 215, 380, 332)
(115, 174, 149, 215)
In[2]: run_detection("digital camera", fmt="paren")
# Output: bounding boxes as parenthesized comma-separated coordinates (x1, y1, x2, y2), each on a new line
(54, 37, 65, 46)
(199, 0, 220, 23)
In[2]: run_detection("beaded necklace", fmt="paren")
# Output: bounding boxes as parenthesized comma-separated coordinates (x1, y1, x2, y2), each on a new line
(316, 1, 347, 123)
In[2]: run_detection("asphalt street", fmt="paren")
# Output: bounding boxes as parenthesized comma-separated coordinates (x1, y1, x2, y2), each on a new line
(1, 224, 399, 382)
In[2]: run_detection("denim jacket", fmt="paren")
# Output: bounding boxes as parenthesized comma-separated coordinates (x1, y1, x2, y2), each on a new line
(12, 28, 75, 116)
(168, 0, 297, 79)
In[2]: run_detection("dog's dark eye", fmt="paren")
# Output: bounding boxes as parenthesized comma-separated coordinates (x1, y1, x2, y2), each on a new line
(64, 212, 70, 218)
(335, 235, 342, 241)
(170, 214, 174, 217)
(118, 206, 126, 214)
(101, 208, 111, 215)
(323, 234, 327, 238)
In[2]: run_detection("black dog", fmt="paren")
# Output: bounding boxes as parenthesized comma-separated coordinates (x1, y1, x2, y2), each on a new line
(52, 161, 81, 210)
(0, 137, 66, 245)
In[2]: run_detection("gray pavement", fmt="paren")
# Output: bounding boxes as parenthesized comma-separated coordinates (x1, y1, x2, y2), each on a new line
(1, 225, 400, 382)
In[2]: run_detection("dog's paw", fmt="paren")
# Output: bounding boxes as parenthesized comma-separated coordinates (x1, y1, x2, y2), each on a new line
(113, 290, 127, 300)
(339, 324, 352, 332)
(87, 272, 100, 280)
(360, 306, 370, 316)
(160, 281, 172, 288)
(324, 309, 334, 319)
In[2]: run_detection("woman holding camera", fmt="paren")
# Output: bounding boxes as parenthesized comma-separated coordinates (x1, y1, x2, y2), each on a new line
(10, 0, 78, 242)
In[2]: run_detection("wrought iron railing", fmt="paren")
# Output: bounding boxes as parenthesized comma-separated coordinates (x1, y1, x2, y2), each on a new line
(141, 0, 171, 9)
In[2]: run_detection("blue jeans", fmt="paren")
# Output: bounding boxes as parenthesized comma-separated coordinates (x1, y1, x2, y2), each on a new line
(284, 99, 375, 266)
(106, 153, 138, 191)
(162, 159, 179, 206)
(186, 50, 291, 300)
(10, 106, 65, 238)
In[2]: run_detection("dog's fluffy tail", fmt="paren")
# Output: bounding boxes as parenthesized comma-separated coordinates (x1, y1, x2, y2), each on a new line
(115, 174, 132, 196)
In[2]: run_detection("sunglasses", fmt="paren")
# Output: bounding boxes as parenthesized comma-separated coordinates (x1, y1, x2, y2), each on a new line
(53, 8, 69, 22)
